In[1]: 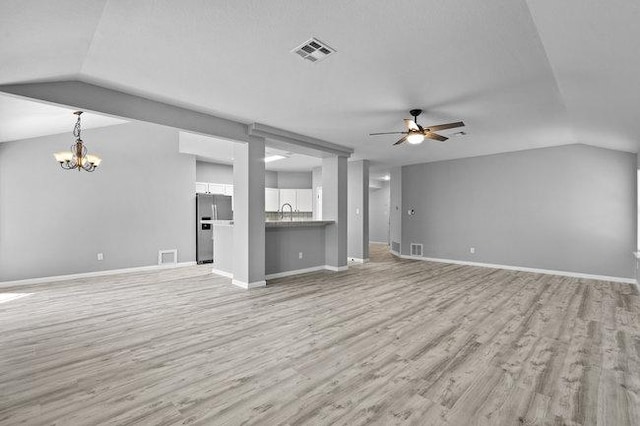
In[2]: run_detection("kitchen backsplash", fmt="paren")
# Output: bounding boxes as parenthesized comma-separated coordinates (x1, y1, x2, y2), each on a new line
(265, 211, 313, 221)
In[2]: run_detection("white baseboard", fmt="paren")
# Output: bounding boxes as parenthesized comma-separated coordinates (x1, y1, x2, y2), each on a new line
(211, 268, 233, 279)
(0, 261, 197, 289)
(266, 265, 327, 280)
(390, 251, 636, 284)
(348, 257, 369, 264)
(324, 264, 349, 272)
(232, 279, 267, 289)
(369, 241, 389, 245)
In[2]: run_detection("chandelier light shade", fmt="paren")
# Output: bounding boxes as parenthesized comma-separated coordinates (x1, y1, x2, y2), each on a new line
(53, 111, 102, 172)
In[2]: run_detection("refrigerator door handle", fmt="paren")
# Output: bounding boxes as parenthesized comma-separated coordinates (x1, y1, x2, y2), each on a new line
(213, 204, 218, 220)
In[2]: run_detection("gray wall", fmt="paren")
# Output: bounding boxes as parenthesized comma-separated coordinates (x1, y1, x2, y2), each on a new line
(196, 161, 278, 187)
(348, 160, 369, 260)
(195, 161, 309, 189)
(0, 122, 195, 281)
(323, 156, 348, 268)
(196, 161, 234, 184)
(389, 167, 403, 253)
(265, 227, 326, 275)
(312, 166, 322, 219)
(400, 144, 636, 278)
(369, 181, 390, 243)
(275, 171, 312, 189)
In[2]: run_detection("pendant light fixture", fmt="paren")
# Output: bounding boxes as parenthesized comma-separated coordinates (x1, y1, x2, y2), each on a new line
(53, 111, 102, 172)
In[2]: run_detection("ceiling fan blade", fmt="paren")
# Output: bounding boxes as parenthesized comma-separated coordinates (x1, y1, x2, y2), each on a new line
(424, 132, 448, 142)
(393, 136, 408, 145)
(425, 121, 465, 132)
(369, 131, 408, 136)
(404, 119, 419, 131)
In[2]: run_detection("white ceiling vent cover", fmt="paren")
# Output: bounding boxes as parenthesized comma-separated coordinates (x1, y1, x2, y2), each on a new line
(292, 37, 336, 63)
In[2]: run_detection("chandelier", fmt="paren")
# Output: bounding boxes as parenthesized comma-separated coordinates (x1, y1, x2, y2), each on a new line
(53, 111, 102, 172)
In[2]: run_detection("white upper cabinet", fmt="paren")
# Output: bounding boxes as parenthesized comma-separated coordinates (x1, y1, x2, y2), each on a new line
(278, 188, 313, 212)
(195, 182, 209, 194)
(198, 181, 313, 214)
(208, 183, 226, 195)
(265, 188, 280, 212)
(296, 189, 313, 212)
(279, 189, 297, 210)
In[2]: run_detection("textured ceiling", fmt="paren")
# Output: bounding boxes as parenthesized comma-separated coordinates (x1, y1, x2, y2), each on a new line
(1, 0, 638, 170)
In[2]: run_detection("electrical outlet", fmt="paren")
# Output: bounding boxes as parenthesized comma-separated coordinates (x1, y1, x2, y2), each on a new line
(298, 252, 303, 259)
(97, 253, 104, 261)
(470, 247, 475, 254)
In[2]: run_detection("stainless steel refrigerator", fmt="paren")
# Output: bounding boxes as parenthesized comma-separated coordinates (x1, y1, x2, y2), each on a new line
(196, 193, 233, 264)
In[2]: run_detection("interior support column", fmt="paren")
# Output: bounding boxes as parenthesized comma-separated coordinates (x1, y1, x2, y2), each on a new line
(323, 155, 348, 270)
(389, 166, 402, 255)
(233, 138, 266, 288)
(348, 160, 369, 262)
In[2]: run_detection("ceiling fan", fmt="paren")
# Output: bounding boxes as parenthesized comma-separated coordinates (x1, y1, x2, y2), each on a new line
(369, 109, 465, 145)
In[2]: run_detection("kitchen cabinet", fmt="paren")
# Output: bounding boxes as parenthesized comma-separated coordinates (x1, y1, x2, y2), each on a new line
(265, 188, 280, 211)
(279, 189, 297, 210)
(278, 189, 313, 212)
(296, 189, 313, 212)
(208, 183, 226, 195)
(195, 182, 209, 194)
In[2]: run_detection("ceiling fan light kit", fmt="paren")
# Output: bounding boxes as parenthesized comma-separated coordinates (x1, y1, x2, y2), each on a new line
(406, 133, 425, 144)
(369, 109, 465, 147)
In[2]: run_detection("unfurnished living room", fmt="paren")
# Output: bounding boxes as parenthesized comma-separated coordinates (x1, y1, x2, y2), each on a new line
(0, 1, 639, 425)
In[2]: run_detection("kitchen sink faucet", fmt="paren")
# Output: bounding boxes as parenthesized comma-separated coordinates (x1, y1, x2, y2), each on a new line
(280, 203, 293, 221)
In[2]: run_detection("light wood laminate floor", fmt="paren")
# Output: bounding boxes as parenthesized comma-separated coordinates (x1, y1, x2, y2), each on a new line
(1, 244, 639, 425)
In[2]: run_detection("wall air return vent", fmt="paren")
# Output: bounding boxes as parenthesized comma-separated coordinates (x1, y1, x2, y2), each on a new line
(292, 37, 336, 63)
(391, 241, 400, 253)
(158, 249, 178, 265)
(410, 243, 423, 257)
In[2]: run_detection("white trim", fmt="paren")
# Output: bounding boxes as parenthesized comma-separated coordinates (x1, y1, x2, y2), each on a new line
(348, 257, 369, 264)
(232, 279, 267, 289)
(158, 249, 178, 265)
(324, 265, 349, 272)
(391, 251, 636, 284)
(211, 268, 233, 279)
(369, 241, 389, 245)
(0, 262, 197, 289)
(390, 249, 401, 257)
(266, 265, 327, 280)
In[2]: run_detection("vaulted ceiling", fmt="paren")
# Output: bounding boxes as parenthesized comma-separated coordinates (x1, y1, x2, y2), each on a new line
(1, 0, 639, 169)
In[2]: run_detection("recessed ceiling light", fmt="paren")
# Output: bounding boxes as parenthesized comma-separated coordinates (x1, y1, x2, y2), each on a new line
(264, 155, 286, 163)
(383, 175, 390, 181)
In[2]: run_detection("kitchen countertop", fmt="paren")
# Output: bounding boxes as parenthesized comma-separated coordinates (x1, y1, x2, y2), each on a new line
(265, 220, 334, 228)
(200, 219, 334, 228)
(201, 220, 234, 226)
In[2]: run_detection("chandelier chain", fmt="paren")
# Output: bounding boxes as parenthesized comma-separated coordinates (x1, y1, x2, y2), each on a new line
(73, 114, 82, 139)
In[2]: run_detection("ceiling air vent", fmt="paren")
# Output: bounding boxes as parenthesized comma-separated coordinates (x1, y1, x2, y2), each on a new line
(292, 37, 336, 63)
